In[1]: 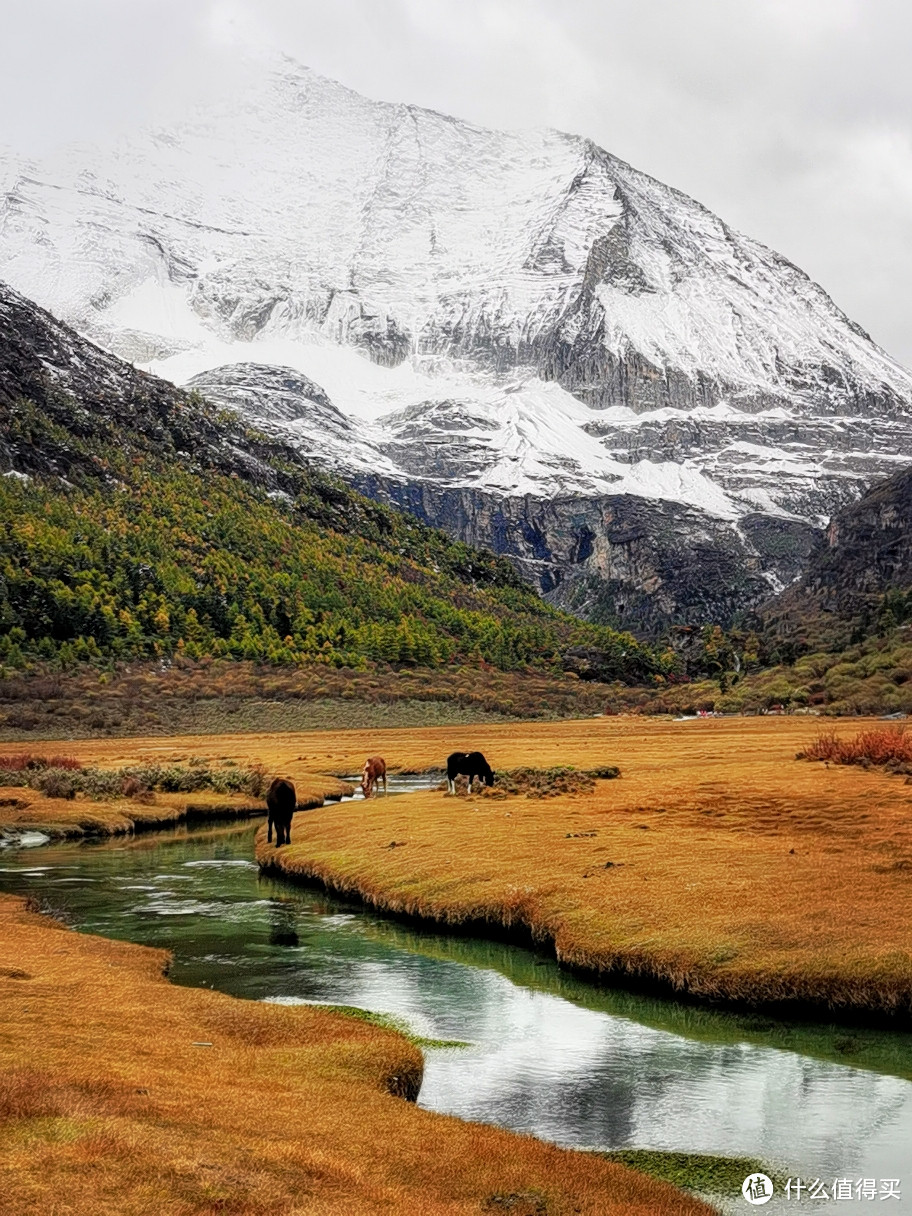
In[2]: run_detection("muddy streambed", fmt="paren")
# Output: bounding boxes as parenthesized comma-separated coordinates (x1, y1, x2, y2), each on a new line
(2, 809, 911, 1214)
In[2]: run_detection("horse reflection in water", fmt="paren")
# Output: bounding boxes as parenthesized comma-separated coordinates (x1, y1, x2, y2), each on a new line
(268, 899, 299, 948)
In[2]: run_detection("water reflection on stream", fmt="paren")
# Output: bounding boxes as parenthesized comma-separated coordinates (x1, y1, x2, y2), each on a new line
(1, 816, 911, 1214)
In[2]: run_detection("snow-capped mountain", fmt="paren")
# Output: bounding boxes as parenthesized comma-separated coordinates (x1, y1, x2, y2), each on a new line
(3, 52, 911, 627)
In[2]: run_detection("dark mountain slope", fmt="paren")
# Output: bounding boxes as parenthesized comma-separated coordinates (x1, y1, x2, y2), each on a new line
(763, 464, 912, 650)
(0, 281, 286, 485)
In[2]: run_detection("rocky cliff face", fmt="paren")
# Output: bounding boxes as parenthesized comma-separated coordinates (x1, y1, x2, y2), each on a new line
(349, 472, 821, 633)
(3, 52, 912, 628)
(817, 471, 912, 602)
(187, 359, 820, 632)
(767, 465, 912, 634)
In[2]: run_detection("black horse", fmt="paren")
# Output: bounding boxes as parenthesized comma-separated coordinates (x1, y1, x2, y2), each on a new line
(266, 776, 297, 846)
(446, 751, 495, 794)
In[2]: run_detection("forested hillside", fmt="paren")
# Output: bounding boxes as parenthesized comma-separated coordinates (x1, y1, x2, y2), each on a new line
(0, 283, 670, 682)
(0, 458, 668, 678)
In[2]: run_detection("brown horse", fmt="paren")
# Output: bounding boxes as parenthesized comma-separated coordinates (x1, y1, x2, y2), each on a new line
(361, 756, 387, 799)
(266, 777, 296, 846)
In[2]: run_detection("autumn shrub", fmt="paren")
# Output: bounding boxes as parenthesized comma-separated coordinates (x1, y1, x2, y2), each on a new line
(801, 727, 912, 768)
(120, 776, 154, 802)
(0, 753, 82, 774)
(31, 768, 78, 799)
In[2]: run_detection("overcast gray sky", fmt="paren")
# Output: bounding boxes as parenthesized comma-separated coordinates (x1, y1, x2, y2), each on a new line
(2, 0, 911, 365)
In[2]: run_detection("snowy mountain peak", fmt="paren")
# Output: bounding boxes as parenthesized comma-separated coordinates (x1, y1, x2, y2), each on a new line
(2, 53, 912, 624)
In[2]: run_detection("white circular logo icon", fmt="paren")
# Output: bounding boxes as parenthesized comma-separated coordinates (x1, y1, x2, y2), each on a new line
(742, 1174, 774, 1205)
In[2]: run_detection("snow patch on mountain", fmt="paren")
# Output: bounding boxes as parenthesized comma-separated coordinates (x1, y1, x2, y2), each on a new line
(176, 343, 742, 517)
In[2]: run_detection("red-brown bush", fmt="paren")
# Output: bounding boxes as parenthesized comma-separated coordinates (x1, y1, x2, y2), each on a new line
(802, 727, 912, 767)
(0, 753, 83, 774)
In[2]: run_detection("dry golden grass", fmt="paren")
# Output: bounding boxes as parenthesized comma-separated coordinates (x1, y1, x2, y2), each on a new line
(0, 739, 352, 838)
(0, 785, 272, 838)
(0, 895, 710, 1216)
(244, 715, 912, 1020)
(0, 734, 359, 786)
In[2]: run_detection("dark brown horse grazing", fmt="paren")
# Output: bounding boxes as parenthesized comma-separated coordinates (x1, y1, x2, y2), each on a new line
(266, 777, 296, 846)
(446, 751, 494, 794)
(361, 756, 387, 799)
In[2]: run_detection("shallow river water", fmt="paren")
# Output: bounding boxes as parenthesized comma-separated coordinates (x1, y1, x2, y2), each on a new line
(2, 807, 911, 1214)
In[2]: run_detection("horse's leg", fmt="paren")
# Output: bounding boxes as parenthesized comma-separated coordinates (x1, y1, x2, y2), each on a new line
(447, 776, 455, 794)
(267, 816, 273, 844)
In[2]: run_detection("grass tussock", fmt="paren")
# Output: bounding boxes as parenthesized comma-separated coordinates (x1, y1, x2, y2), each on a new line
(492, 765, 620, 798)
(0, 894, 712, 1216)
(255, 715, 912, 1021)
(446, 765, 620, 798)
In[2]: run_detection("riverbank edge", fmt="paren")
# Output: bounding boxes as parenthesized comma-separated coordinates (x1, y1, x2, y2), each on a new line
(0, 782, 353, 843)
(0, 800, 269, 844)
(2, 889, 424, 1104)
(257, 841, 912, 1029)
(0, 892, 716, 1216)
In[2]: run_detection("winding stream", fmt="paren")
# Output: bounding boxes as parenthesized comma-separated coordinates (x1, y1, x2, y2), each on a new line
(2, 806, 911, 1214)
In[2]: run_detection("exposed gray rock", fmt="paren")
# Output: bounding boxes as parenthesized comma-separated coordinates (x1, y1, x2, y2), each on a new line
(187, 363, 343, 426)
(349, 473, 817, 634)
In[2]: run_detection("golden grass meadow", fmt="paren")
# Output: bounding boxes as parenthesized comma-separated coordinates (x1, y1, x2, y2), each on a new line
(0, 894, 713, 1215)
(2, 715, 912, 1212)
(255, 715, 912, 1020)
